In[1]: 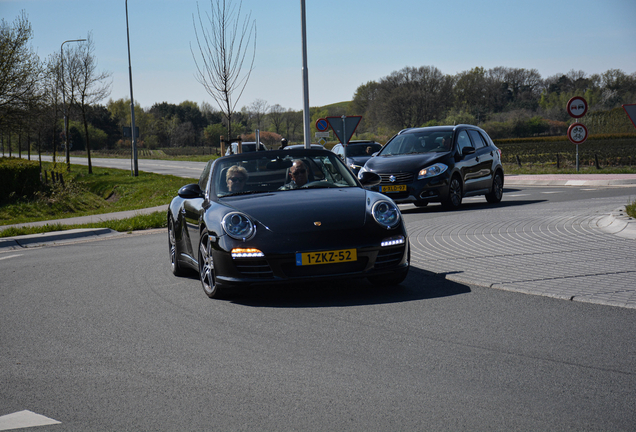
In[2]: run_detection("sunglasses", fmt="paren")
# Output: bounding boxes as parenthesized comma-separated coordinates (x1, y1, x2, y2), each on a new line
(291, 169, 307, 176)
(228, 177, 245, 182)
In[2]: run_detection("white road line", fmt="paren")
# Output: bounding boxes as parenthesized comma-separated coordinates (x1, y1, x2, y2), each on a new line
(0, 254, 23, 261)
(0, 410, 61, 431)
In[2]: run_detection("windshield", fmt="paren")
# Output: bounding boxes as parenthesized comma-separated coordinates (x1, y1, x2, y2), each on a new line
(381, 131, 454, 156)
(347, 143, 382, 157)
(214, 151, 360, 197)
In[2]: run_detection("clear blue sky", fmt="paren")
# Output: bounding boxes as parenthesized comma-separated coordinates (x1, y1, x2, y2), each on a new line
(2, 0, 636, 111)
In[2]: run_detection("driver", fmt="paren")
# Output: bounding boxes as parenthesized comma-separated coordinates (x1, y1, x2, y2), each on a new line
(226, 165, 248, 193)
(280, 159, 309, 189)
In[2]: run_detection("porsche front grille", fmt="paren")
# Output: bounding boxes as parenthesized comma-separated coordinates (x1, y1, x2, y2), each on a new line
(375, 246, 405, 269)
(235, 259, 274, 279)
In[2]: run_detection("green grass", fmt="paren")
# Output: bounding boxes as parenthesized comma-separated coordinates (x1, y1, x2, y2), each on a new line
(0, 162, 195, 226)
(503, 163, 636, 175)
(627, 201, 636, 219)
(0, 211, 167, 238)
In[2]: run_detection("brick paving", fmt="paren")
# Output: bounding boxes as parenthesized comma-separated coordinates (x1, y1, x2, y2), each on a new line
(407, 195, 636, 309)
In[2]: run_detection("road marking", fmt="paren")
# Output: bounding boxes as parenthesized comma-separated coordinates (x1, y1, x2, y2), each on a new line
(0, 410, 61, 430)
(506, 194, 529, 197)
(0, 254, 23, 261)
(541, 191, 564, 194)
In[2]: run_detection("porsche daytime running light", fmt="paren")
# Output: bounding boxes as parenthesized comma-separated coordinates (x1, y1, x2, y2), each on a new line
(222, 212, 256, 240)
(372, 200, 401, 229)
(418, 163, 448, 179)
(231, 248, 264, 258)
(381, 235, 405, 247)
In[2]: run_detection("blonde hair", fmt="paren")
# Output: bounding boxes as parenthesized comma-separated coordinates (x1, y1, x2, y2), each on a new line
(226, 165, 248, 180)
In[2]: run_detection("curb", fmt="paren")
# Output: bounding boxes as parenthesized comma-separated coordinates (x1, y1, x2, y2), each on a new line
(597, 207, 636, 239)
(0, 228, 120, 251)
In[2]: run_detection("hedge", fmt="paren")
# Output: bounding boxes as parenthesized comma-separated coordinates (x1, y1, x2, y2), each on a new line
(0, 157, 41, 203)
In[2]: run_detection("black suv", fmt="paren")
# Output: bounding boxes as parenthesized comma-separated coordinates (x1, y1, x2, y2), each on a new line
(332, 140, 383, 175)
(359, 125, 503, 209)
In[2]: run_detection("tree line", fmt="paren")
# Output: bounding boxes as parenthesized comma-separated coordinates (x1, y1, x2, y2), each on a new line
(348, 66, 636, 141)
(2, 9, 635, 165)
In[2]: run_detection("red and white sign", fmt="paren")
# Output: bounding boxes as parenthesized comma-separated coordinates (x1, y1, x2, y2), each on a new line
(622, 104, 636, 129)
(567, 123, 588, 144)
(567, 96, 588, 118)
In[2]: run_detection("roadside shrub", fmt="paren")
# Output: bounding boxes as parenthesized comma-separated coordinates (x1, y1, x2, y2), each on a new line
(0, 157, 41, 203)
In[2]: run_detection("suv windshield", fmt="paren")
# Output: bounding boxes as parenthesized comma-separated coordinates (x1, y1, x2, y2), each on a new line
(214, 151, 359, 197)
(381, 131, 454, 156)
(347, 143, 382, 157)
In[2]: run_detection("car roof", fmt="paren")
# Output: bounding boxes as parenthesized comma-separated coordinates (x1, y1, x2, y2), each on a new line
(397, 124, 486, 135)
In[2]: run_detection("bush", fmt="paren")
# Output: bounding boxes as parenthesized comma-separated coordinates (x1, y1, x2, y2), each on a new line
(0, 157, 41, 203)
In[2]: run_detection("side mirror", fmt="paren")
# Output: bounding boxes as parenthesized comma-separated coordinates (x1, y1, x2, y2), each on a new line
(358, 171, 381, 187)
(461, 147, 476, 157)
(178, 183, 204, 199)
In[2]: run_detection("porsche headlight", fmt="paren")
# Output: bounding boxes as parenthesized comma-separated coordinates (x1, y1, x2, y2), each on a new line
(222, 212, 256, 240)
(372, 200, 401, 229)
(418, 163, 448, 179)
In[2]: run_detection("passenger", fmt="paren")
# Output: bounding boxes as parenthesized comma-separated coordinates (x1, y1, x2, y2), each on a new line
(279, 138, 288, 150)
(280, 159, 309, 189)
(441, 136, 452, 150)
(226, 165, 248, 193)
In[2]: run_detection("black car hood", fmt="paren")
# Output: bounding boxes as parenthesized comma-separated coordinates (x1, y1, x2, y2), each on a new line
(221, 188, 367, 233)
(365, 152, 450, 172)
(347, 155, 373, 166)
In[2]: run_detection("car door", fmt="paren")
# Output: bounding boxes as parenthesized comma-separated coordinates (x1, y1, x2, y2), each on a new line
(454, 130, 480, 193)
(183, 161, 212, 264)
(467, 129, 495, 192)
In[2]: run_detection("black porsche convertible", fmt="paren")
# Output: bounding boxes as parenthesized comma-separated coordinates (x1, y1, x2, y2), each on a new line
(167, 148, 410, 298)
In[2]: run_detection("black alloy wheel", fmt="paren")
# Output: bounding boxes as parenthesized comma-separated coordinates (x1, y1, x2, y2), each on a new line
(199, 229, 224, 298)
(168, 216, 185, 276)
(486, 172, 504, 203)
(442, 176, 463, 209)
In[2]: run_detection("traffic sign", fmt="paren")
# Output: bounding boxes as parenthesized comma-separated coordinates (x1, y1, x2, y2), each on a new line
(315, 118, 329, 132)
(326, 116, 362, 144)
(567, 96, 588, 118)
(567, 123, 588, 144)
(622, 104, 636, 129)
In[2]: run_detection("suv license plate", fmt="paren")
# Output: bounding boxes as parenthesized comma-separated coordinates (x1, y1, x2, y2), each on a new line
(381, 185, 407, 193)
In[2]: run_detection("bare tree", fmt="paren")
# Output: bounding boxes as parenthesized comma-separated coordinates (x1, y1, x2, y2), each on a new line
(268, 104, 285, 135)
(73, 34, 112, 173)
(191, 0, 256, 141)
(247, 98, 268, 131)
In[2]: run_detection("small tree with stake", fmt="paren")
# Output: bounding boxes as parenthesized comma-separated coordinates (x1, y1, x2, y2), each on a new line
(191, 0, 256, 142)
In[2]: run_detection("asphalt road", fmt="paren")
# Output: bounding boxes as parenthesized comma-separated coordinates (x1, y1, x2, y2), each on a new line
(1, 186, 635, 431)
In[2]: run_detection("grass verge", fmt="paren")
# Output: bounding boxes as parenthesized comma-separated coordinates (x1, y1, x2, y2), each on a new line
(0, 162, 194, 226)
(0, 211, 166, 238)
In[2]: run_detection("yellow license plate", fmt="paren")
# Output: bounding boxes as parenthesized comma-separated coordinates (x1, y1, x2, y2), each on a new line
(296, 249, 357, 266)
(381, 184, 407, 193)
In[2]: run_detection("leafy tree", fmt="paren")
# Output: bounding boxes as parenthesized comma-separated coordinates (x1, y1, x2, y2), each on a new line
(0, 11, 41, 127)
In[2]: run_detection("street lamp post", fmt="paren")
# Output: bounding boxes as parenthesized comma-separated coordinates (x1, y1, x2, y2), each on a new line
(60, 38, 86, 171)
(125, 0, 138, 177)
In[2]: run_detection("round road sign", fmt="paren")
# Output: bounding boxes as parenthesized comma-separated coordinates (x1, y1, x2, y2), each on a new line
(567, 96, 588, 118)
(316, 118, 329, 132)
(567, 123, 588, 144)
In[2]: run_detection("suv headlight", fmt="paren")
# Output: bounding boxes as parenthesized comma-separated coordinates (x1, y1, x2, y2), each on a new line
(372, 200, 401, 229)
(418, 163, 448, 179)
(222, 212, 256, 240)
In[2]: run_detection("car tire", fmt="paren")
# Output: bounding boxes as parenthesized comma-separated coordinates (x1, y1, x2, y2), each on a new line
(442, 176, 462, 210)
(485, 171, 504, 204)
(168, 215, 185, 276)
(198, 229, 225, 299)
